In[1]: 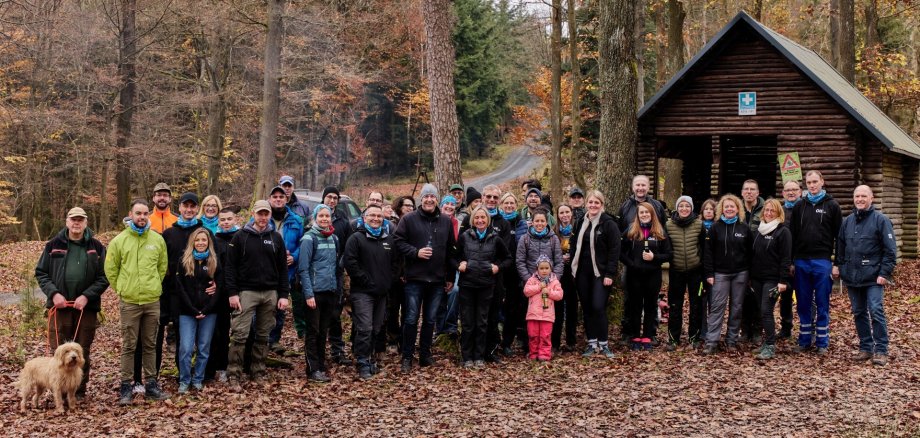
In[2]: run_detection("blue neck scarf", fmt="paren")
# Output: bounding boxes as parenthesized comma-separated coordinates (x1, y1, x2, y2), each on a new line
(193, 249, 210, 260)
(702, 219, 713, 230)
(784, 199, 799, 209)
(529, 226, 548, 237)
(475, 228, 488, 240)
(129, 221, 150, 236)
(806, 190, 827, 204)
(500, 210, 519, 221)
(487, 207, 499, 217)
(366, 223, 383, 237)
(201, 215, 219, 230)
(217, 225, 239, 234)
(720, 215, 738, 224)
(176, 216, 200, 228)
(558, 224, 572, 236)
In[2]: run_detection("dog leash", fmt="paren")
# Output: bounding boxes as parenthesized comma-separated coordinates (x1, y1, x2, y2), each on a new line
(47, 301, 84, 355)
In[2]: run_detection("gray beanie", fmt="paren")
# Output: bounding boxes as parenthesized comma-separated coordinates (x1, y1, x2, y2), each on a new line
(675, 195, 694, 211)
(419, 183, 439, 201)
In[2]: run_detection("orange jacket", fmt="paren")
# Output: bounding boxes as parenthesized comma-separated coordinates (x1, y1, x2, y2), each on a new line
(150, 209, 178, 234)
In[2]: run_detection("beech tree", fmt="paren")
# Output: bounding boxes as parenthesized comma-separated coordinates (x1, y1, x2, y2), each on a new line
(549, 0, 563, 203)
(254, 0, 284, 203)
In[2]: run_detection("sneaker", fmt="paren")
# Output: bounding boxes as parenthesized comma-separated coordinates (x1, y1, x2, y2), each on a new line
(751, 344, 764, 355)
(473, 360, 486, 368)
(755, 345, 775, 360)
(816, 347, 829, 355)
(132, 382, 146, 395)
(144, 380, 170, 401)
(852, 351, 873, 362)
(400, 358, 412, 374)
(461, 360, 474, 368)
(600, 345, 616, 359)
(871, 354, 888, 366)
(178, 383, 189, 395)
(118, 381, 133, 406)
(192, 383, 203, 392)
(419, 356, 435, 367)
(702, 344, 717, 355)
(582, 345, 597, 357)
(641, 338, 654, 350)
(308, 370, 331, 383)
(358, 367, 373, 380)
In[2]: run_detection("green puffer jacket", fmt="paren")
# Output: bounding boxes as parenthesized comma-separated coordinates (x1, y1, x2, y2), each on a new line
(104, 226, 168, 305)
(666, 213, 703, 272)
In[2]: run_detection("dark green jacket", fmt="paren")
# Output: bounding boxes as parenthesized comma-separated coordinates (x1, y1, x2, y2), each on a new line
(35, 228, 108, 311)
(666, 215, 703, 272)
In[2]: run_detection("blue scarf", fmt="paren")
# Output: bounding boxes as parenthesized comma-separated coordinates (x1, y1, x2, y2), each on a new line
(176, 216, 200, 228)
(193, 249, 210, 260)
(217, 225, 239, 234)
(702, 219, 713, 230)
(558, 224, 572, 236)
(784, 199, 799, 209)
(500, 210, 519, 221)
(366, 223, 383, 237)
(487, 207, 499, 217)
(129, 221, 150, 236)
(475, 228, 488, 240)
(806, 190, 826, 204)
(529, 226, 548, 237)
(720, 215, 738, 224)
(201, 215, 219, 232)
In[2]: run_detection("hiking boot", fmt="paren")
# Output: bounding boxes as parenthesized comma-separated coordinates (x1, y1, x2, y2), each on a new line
(308, 370, 331, 383)
(358, 367, 373, 380)
(871, 354, 888, 366)
(751, 344, 764, 355)
(118, 381, 133, 406)
(144, 380, 170, 401)
(755, 345, 775, 360)
(400, 358, 413, 374)
(484, 354, 501, 364)
(751, 335, 763, 346)
(582, 345, 597, 357)
(852, 351, 873, 362)
(600, 345, 616, 359)
(501, 346, 514, 357)
(419, 356, 435, 367)
(178, 383, 189, 395)
(702, 344, 718, 355)
(816, 347, 829, 356)
(690, 340, 701, 349)
(216, 370, 228, 383)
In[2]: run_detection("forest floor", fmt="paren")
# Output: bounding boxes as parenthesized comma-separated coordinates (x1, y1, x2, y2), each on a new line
(1, 239, 919, 436)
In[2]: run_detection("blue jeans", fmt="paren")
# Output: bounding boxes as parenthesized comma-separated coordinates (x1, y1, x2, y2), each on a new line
(847, 285, 888, 354)
(437, 272, 460, 335)
(794, 259, 832, 348)
(402, 281, 444, 360)
(178, 314, 217, 386)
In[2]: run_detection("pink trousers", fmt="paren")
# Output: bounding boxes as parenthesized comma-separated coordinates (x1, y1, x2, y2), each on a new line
(527, 320, 553, 360)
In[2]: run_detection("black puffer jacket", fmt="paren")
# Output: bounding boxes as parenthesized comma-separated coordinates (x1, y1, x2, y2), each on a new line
(703, 219, 753, 277)
(749, 223, 793, 286)
(456, 228, 512, 289)
(569, 213, 621, 280)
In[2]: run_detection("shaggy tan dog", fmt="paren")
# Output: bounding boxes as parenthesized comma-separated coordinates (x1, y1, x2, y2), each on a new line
(16, 342, 85, 413)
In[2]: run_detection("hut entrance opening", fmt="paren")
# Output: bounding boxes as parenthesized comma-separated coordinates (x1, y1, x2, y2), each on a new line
(656, 136, 712, 211)
(719, 135, 778, 197)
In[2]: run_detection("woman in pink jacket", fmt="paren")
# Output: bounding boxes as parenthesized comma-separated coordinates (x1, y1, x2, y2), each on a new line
(523, 255, 564, 361)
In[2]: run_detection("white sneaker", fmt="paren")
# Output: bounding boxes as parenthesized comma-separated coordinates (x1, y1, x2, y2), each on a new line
(132, 383, 146, 395)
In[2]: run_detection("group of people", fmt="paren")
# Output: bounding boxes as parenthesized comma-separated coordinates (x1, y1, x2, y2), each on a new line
(34, 170, 895, 404)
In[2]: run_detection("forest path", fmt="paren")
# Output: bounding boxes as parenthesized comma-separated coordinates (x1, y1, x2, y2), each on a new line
(465, 141, 544, 189)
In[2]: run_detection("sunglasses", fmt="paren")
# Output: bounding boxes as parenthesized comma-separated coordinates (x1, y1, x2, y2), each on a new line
(484, 194, 500, 199)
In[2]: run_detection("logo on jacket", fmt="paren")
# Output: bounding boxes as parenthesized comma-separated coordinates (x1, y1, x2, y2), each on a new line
(263, 240, 273, 245)
(734, 233, 744, 238)
(815, 209, 825, 214)
(144, 244, 157, 251)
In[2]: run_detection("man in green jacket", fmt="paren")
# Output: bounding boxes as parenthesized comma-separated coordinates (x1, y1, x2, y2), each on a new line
(35, 207, 109, 398)
(105, 199, 170, 405)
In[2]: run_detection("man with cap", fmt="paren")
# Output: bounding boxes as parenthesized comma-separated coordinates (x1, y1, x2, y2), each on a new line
(224, 200, 290, 389)
(321, 186, 353, 364)
(393, 183, 458, 373)
(266, 185, 305, 353)
(279, 175, 310, 220)
(150, 183, 178, 234)
(35, 206, 109, 398)
(449, 184, 465, 208)
(105, 199, 170, 404)
(568, 187, 586, 224)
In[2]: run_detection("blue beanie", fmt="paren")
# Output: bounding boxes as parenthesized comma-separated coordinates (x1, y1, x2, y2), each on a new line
(313, 203, 333, 220)
(440, 195, 457, 207)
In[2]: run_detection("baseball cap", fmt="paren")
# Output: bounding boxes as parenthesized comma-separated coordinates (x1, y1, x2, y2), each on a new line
(279, 175, 295, 186)
(66, 207, 87, 218)
(153, 182, 171, 194)
(569, 187, 585, 197)
(178, 192, 199, 205)
(449, 183, 464, 192)
(252, 200, 271, 214)
(270, 186, 286, 196)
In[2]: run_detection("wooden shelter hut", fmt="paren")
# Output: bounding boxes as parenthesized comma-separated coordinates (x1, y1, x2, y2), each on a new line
(637, 11, 920, 257)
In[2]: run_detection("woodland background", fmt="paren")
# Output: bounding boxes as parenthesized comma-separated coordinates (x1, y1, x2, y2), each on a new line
(0, 0, 919, 241)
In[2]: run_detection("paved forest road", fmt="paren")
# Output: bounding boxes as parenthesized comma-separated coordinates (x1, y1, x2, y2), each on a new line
(466, 142, 544, 189)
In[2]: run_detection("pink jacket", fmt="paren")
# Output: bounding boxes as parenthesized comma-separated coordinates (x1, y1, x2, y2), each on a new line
(523, 275, 564, 323)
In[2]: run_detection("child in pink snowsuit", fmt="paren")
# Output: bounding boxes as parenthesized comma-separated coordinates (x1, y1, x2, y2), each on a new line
(524, 256, 564, 360)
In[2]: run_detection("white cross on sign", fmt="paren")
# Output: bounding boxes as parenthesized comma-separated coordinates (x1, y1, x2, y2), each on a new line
(738, 91, 756, 115)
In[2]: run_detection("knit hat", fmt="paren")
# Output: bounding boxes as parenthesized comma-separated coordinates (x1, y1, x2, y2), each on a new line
(312, 203, 332, 220)
(525, 187, 543, 199)
(322, 186, 340, 200)
(536, 254, 552, 266)
(675, 195, 694, 212)
(419, 183, 438, 201)
(440, 195, 457, 207)
(466, 187, 481, 204)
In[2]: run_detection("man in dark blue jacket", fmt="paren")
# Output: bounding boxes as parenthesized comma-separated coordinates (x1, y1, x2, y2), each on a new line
(834, 185, 895, 366)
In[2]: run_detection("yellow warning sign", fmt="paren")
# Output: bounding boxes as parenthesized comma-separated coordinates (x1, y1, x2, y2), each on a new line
(778, 152, 802, 183)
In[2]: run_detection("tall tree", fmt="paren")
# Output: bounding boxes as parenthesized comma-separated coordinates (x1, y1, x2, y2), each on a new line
(114, 0, 137, 220)
(568, 0, 586, 190)
(422, 0, 462, 194)
(660, 0, 686, 207)
(549, 0, 563, 203)
(254, 0, 284, 203)
(829, 0, 840, 68)
(596, 0, 638, 211)
(837, 0, 855, 82)
(864, 0, 879, 50)
(198, 15, 233, 196)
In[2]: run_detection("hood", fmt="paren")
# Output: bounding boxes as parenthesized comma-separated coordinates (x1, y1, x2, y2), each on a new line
(242, 223, 274, 237)
(55, 227, 94, 244)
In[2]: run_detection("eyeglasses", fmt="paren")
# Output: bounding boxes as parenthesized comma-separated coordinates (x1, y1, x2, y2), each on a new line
(782, 189, 800, 193)
(325, 195, 339, 200)
(484, 194, 499, 199)
(402, 203, 414, 208)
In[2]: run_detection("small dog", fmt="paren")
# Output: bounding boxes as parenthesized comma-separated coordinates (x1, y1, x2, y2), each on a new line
(16, 342, 85, 413)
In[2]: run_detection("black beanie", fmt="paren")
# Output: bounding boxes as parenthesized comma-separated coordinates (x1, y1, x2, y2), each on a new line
(322, 186, 340, 200)
(466, 186, 481, 204)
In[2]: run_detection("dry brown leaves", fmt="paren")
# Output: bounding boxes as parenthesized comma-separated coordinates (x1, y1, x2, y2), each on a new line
(0, 242, 918, 436)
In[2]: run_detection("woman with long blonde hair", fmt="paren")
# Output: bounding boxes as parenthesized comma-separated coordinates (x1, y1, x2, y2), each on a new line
(621, 202, 672, 349)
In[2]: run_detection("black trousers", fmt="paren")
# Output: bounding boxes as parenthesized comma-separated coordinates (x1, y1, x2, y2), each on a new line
(351, 292, 387, 365)
(386, 281, 405, 347)
(485, 279, 505, 356)
(779, 287, 793, 334)
(741, 283, 763, 341)
(501, 280, 527, 350)
(624, 268, 662, 339)
(304, 293, 336, 373)
(204, 297, 231, 379)
(551, 270, 579, 349)
(460, 286, 494, 361)
(752, 279, 779, 345)
(328, 280, 346, 358)
(577, 273, 611, 343)
(667, 268, 705, 344)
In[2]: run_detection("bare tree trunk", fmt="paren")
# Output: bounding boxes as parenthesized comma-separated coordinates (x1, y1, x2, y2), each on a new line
(655, 3, 668, 86)
(661, 0, 685, 206)
(838, 0, 855, 82)
(254, 0, 284, 203)
(202, 21, 231, 196)
(635, 0, 645, 107)
(422, 0, 462, 194)
(597, 0, 638, 211)
(829, 0, 840, 68)
(99, 153, 110, 231)
(550, 0, 563, 203)
(114, 0, 136, 219)
(568, 0, 586, 190)
(864, 0, 879, 49)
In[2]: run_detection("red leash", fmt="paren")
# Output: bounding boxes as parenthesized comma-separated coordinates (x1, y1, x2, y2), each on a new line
(47, 301, 84, 354)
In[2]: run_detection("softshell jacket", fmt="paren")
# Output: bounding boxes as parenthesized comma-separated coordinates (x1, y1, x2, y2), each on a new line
(150, 209, 178, 234)
(744, 197, 765, 231)
(836, 207, 897, 288)
(264, 206, 304, 283)
(394, 207, 458, 284)
(791, 193, 842, 260)
(225, 224, 290, 299)
(174, 255, 223, 316)
(35, 228, 108, 312)
(523, 275, 563, 322)
(105, 227, 168, 305)
(750, 223, 793, 287)
(297, 227, 340, 299)
(569, 213, 621, 280)
(703, 219, 753, 278)
(456, 228, 512, 290)
(515, 230, 563, 281)
(344, 224, 401, 296)
(620, 228, 673, 272)
(666, 214, 702, 272)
